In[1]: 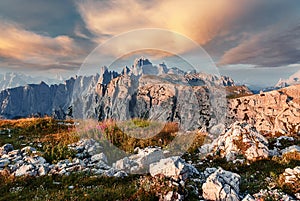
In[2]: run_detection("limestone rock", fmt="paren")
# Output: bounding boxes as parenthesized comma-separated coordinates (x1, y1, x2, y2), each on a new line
(15, 164, 36, 177)
(91, 153, 108, 164)
(149, 156, 199, 180)
(211, 122, 269, 161)
(0, 144, 14, 155)
(253, 189, 297, 201)
(227, 84, 300, 135)
(202, 167, 241, 201)
(0, 159, 10, 168)
(242, 194, 255, 201)
(114, 147, 164, 173)
(279, 166, 300, 194)
(281, 145, 300, 156)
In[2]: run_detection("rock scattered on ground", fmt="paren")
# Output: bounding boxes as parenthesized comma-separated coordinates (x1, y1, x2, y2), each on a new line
(113, 147, 164, 173)
(149, 156, 199, 181)
(202, 167, 241, 201)
(210, 121, 269, 161)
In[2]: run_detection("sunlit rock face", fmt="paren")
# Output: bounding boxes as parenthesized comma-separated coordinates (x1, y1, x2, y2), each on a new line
(0, 58, 233, 134)
(227, 84, 300, 135)
(75, 58, 232, 132)
(95, 73, 228, 131)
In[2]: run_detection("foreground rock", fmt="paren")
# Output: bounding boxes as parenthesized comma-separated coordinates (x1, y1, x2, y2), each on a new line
(252, 189, 297, 201)
(211, 122, 269, 161)
(202, 167, 241, 201)
(114, 147, 164, 173)
(149, 156, 199, 180)
(281, 145, 300, 160)
(0, 140, 126, 178)
(279, 166, 300, 194)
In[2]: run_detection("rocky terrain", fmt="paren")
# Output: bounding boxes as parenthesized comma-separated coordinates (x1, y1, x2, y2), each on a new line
(0, 119, 299, 200)
(227, 84, 300, 135)
(0, 58, 299, 200)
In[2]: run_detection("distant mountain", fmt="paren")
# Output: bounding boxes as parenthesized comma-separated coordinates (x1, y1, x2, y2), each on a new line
(0, 72, 64, 92)
(275, 70, 300, 88)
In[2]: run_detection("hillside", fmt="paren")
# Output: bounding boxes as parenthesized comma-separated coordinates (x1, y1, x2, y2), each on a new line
(228, 84, 300, 136)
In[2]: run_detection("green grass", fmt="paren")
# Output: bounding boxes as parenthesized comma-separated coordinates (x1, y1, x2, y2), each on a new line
(0, 173, 143, 201)
(189, 155, 300, 195)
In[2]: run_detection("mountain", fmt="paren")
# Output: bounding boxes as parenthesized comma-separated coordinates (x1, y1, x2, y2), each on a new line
(0, 58, 235, 132)
(0, 72, 63, 92)
(227, 84, 300, 135)
(275, 70, 300, 88)
(74, 58, 234, 131)
(0, 75, 98, 119)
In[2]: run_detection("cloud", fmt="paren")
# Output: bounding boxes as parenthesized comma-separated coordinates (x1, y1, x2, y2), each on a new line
(76, 0, 256, 45)
(0, 20, 85, 71)
(219, 24, 300, 67)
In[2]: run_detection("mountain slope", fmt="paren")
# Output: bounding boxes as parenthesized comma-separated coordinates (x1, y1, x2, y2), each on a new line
(227, 84, 300, 135)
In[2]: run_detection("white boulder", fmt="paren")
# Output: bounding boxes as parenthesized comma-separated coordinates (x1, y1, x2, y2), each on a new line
(149, 156, 199, 180)
(202, 167, 241, 201)
(212, 122, 269, 161)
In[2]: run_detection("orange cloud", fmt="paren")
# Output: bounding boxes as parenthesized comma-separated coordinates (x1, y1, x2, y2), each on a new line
(0, 20, 84, 68)
(76, 0, 256, 45)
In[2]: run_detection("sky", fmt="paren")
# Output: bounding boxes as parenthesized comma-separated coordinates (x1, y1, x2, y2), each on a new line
(0, 0, 300, 88)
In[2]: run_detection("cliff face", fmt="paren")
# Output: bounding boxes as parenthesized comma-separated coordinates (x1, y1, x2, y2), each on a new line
(227, 84, 300, 135)
(0, 75, 99, 119)
(0, 59, 233, 133)
(92, 73, 228, 131)
(0, 79, 74, 119)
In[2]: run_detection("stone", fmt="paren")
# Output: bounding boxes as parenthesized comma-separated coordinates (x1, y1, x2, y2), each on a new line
(94, 160, 110, 170)
(38, 165, 49, 176)
(113, 171, 128, 178)
(202, 167, 217, 178)
(211, 122, 269, 161)
(91, 153, 108, 164)
(279, 166, 300, 193)
(281, 145, 300, 155)
(1, 144, 14, 155)
(0, 159, 10, 168)
(24, 156, 46, 165)
(149, 156, 199, 180)
(242, 194, 255, 201)
(202, 167, 241, 201)
(163, 191, 184, 201)
(21, 146, 36, 153)
(114, 147, 164, 173)
(15, 164, 36, 177)
(253, 189, 296, 201)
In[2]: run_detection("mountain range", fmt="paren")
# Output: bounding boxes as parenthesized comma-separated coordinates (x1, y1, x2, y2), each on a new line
(0, 58, 234, 133)
(2, 58, 299, 135)
(0, 72, 64, 92)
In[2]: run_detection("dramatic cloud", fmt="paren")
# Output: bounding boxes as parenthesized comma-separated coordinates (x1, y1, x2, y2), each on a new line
(76, 0, 256, 45)
(1, 0, 300, 78)
(76, 0, 300, 68)
(219, 25, 300, 67)
(0, 20, 85, 72)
